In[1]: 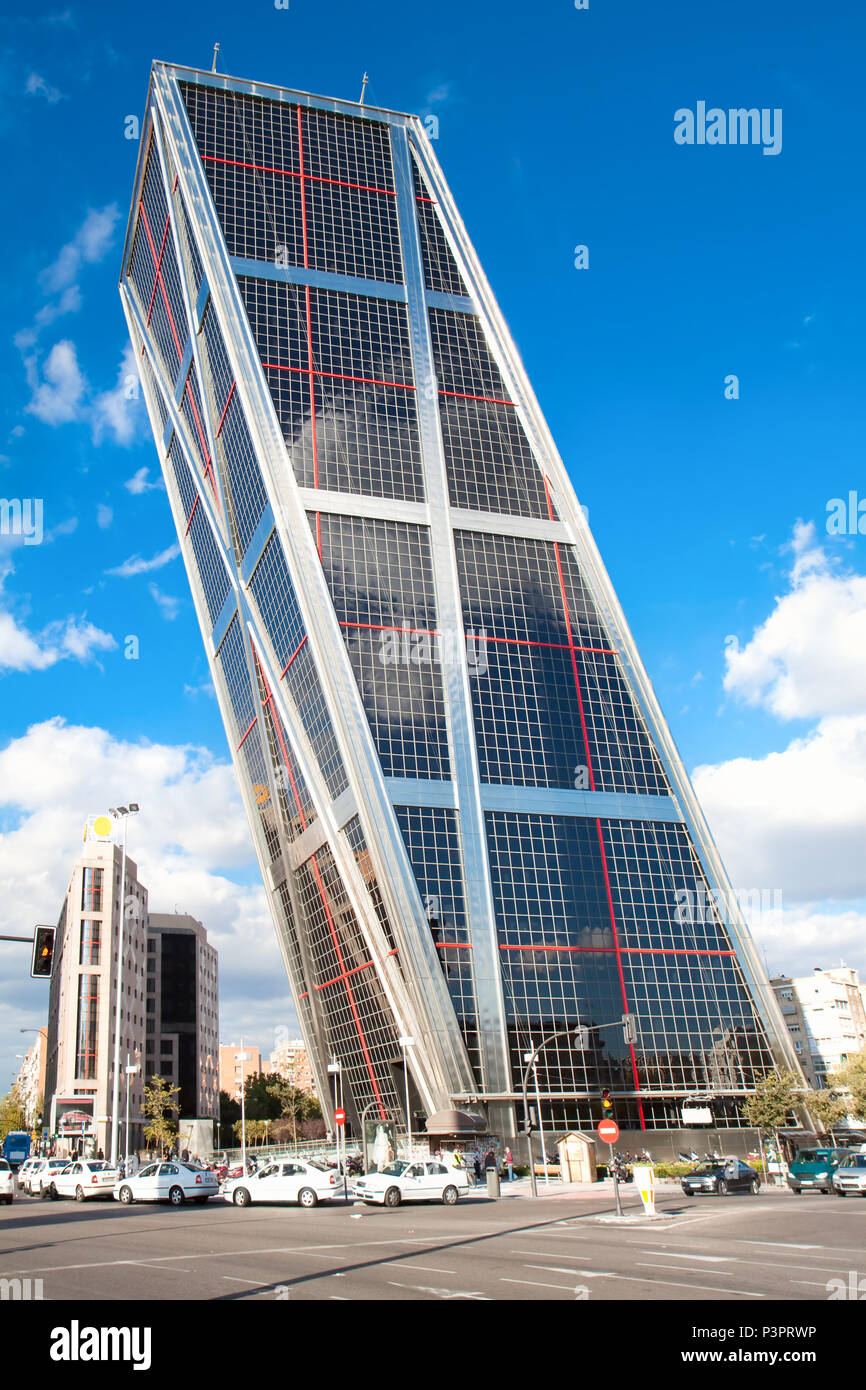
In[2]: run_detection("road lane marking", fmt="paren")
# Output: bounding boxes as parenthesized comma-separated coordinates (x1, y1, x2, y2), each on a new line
(737, 1240, 822, 1250)
(386, 1282, 492, 1300)
(640, 1251, 733, 1262)
(523, 1265, 615, 1277)
(501, 1278, 576, 1292)
(384, 1263, 457, 1274)
(223, 1276, 265, 1285)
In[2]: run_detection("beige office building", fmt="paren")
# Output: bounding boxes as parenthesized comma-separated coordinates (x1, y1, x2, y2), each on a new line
(45, 827, 149, 1158)
(14, 1027, 48, 1130)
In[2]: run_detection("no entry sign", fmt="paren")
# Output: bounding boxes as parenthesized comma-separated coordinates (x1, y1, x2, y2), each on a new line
(334, 1107, 346, 1126)
(597, 1118, 619, 1144)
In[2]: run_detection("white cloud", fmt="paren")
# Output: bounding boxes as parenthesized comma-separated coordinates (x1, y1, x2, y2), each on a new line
(91, 344, 144, 447)
(40, 204, 120, 295)
(149, 583, 180, 620)
(23, 339, 87, 425)
(96, 504, 113, 530)
(26, 72, 63, 103)
(0, 609, 116, 673)
(106, 543, 179, 578)
(0, 720, 291, 1076)
(723, 522, 866, 719)
(124, 466, 164, 495)
(694, 715, 866, 904)
(693, 523, 866, 977)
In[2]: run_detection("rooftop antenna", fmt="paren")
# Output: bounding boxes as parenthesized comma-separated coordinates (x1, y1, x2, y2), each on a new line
(211, 42, 220, 74)
(360, 71, 369, 104)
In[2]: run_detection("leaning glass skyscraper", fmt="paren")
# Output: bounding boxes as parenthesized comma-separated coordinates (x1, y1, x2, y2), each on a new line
(120, 62, 802, 1139)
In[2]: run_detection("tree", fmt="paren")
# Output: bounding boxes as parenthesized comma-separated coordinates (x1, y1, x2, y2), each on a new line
(242, 1072, 283, 1121)
(266, 1078, 317, 1148)
(143, 1075, 181, 1154)
(804, 1087, 848, 1135)
(830, 1051, 866, 1123)
(740, 1069, 801, 1179)
(0, 1087, 27, 1142)
(219, 1090, 240, 1147)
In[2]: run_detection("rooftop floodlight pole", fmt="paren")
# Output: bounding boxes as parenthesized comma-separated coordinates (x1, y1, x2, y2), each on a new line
(109, 804, 139, 1168)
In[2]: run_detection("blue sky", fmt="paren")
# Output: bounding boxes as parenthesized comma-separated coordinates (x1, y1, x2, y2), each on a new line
(2, 0, 865, 1087)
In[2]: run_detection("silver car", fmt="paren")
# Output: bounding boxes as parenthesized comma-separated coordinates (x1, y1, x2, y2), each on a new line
(833, 1153, 866, 1197)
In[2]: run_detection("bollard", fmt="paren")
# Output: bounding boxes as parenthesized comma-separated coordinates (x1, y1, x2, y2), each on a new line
(486, 1167, 500, 1198)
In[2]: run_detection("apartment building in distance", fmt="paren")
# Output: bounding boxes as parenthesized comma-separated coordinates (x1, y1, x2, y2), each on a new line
(219, 1044, 262, 1100)
(14, 1027, 48, 1129)
(269, 1038, 315, 1095)
(771, 966, 866, 1119)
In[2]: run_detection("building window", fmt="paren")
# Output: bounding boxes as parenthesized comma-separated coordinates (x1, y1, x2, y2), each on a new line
(75, 974, 100, 1079)
(79, 919, 101, 966)
(81, 867, 104, 913)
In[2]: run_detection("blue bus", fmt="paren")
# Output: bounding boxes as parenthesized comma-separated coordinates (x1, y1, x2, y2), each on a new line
(3, 1131, 31, 1170)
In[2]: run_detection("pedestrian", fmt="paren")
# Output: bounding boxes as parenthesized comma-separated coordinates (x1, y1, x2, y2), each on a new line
(505, 1146, 514, 1182)
(473, 1152, 483, 1182)
(484, 1148, 495, 1172)
(96, 1148, 104, 1161)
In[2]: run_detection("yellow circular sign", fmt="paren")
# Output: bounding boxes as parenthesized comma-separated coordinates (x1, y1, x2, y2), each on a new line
(93, 816, 112, 838)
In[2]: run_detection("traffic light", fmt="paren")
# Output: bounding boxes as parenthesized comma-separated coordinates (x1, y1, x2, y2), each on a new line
(622, 1013, 638, 1045)
(574, 1025, 590, 1050)
(519, 1107, 538, 1134)
(30, 925, 55, 978)
(601, 1087, 614, 1116)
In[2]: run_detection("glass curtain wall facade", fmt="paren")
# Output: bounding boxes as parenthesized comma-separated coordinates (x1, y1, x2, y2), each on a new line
(120, 63, 802, 1135)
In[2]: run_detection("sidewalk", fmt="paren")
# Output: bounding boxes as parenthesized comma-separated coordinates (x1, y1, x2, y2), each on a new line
(479, 1176, 794, 1200)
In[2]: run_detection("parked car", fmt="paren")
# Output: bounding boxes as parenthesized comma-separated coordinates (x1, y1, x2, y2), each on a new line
(353, 1159, 470, 1207)
(223, 1159, 341, 1209)
(832, 1152, 866, 1197)
(16, 1157, 41, 1191)
(29, 1158, 74, 1196)
(788, 1147, 846, 1194)
(0, 1159, 14, 1205)
(114, 1160, 220, 1206)
(49, 1160, 118, 1202)
(681, 1158, 761, 1197)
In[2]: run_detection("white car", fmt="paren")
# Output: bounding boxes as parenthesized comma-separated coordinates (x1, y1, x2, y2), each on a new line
(16, 1158, 40, 1191)
(0, 1159, 14, 1205)
(353, 1159, 469, 1207)
(833, 1152, 866, 1197)
(49, 1160, 118, 1201)
(223, 1158, 341, 1209)
(28, 1158, 75, 1196)
(115, 1160, 220, 1206)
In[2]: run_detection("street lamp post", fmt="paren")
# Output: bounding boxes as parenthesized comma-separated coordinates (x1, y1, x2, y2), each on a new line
(109, 804, 139, 1167)
(397, 1034, 415, 1159)
(124, 1057, 140, 1171)
(327, 1059, 347, 1202)
(236, 1041, 250, 1172)
(524, 1047, 550, 1186)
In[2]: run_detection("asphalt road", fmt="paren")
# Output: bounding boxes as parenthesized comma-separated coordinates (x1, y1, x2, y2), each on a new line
(1, 1184, 864, 1302)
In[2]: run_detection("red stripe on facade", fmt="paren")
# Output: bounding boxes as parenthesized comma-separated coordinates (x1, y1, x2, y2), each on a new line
(184, 493, 200, 535)
(339, 621, 440, 638)
(498, 943, 736, 957)
(254, 649, 309, 833)
(477, 633, 616, 655)
(139, 202, 183, 360)
(279, 634, 308, 678)
(236, 716, 258, 750)
(308, 849, 387, 1119)
(439, 388, 514, 406)
(435, 940, 473, 949)
(315, 958, 376, 991)
(201, 152, 396, 197)
(296, 106, 309, 269)
(261, 362, 416, 392)
(215, 380, 236, 438)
